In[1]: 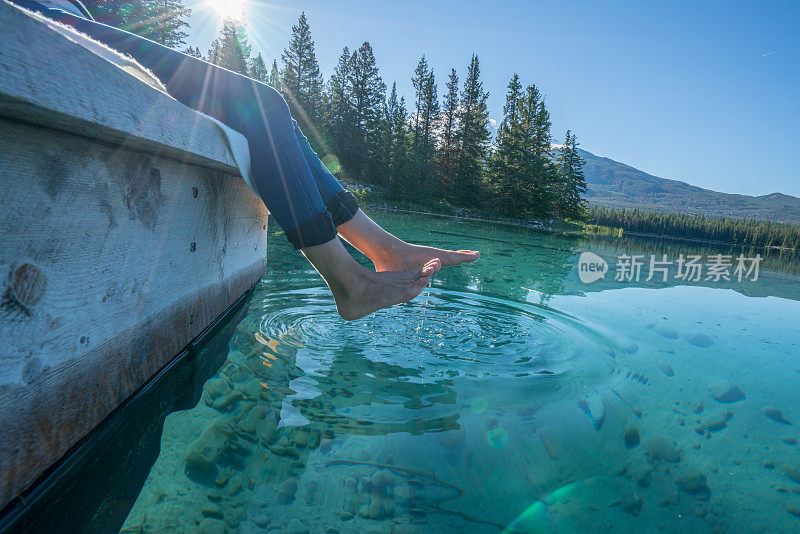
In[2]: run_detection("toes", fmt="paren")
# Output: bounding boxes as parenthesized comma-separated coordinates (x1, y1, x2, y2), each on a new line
(454, 250, 480, 262)
(438, 250, 479, 267)
(418, 258, 441, 279)
(404, 276, 430, 301)
(457, 250, 480, 257)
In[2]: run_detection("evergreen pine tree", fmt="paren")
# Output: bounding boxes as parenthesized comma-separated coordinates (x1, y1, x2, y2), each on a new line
(454, 55, 491, 206)
(281, 12, 324, 135)
(249, 52, 269, 83)
(81, 1, 144, 31)
(489, 74, 527, 215)
(142, 0, 191, 48)
(411, 56, 430, 156)
(268, 60, 282, 90)
(347, 42, 386, 182)
(183, 45, 202, 59)
(556, 131, 588, 219)
(386, 83, 414, 198)
(439, 68, 459, 200)
(206, 19, 251, 74)
(183, 46, 203, 59)
(323, 47, 354, 174)
(82, 1, 190, 48)
(409, 60, 440, 198)
(418, 69, 440, 192)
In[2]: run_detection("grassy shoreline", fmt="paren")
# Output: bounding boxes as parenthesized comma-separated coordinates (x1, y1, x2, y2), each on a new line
(354, 184, 800, 253)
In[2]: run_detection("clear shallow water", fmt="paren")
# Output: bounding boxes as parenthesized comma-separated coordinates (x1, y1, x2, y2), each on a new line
(119, 212, 800, 533)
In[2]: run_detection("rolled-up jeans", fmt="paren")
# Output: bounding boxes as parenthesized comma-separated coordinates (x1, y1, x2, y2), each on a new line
(14, 1, 358, 249)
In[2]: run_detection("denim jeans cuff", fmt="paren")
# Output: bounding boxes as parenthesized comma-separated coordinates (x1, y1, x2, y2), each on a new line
(327, 190, 360, 227)
(285, 211, 337, 250)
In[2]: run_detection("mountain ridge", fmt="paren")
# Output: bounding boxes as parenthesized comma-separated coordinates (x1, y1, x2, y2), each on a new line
(578, 148, 800, 223)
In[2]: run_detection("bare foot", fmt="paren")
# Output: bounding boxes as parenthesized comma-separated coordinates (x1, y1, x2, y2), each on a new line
(332, 258, 441, 321)
(372, 243, 479, 273)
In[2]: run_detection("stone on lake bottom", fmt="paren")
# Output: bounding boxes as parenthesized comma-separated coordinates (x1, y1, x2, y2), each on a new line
(762, 406, 792, 425)
(686, 333, 714, 348)
(676, 468, 711, 500)
(785, 464, 800, 483)
(647, 436, 682, 463)
(708, 379, 746, 403)
(698, 411, 733, 433)
(285, 518, 309, 534)
(198, 518, 226, 534)
(658, 360, 675, 377)
(624, 423, 640, 448)
(656, 325, 679, 339)
(622, 495, 643, 515)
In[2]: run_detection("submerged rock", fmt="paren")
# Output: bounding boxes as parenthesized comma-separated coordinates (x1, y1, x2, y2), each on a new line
(285, 518, 309, 534)
(686, 333, 714, 348)
(204, 378, 232, 401)
(198, 518, 226, 534)
(622, 495, 643, 515)
(785, 464, 800, 483)
(253, 515, 270, 527)
(621, 341, 639, 355)
(656, 325, 679, 339)
(676, 468, 711, 500)
(278, 477, 298, 504)
(708, 380, 746, 403)
(697, 411, 733, 433)
(658, 360, 675, 377)
(787, 497, 800, 517)
(185, 421, 234, 486)
(578, 395, 606, 430)
(201, 503, 223, 519)
(624, 423, 640, 448)
(647, 436, 682, 463)
(762, 406, 792, 425)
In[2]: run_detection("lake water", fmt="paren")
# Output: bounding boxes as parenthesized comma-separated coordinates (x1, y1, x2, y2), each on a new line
(35, 211, 800, 533)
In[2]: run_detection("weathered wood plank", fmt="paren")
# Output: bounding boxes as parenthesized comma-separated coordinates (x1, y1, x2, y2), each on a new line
(0, 1, 271, 509)
(0, 118, 269, 509)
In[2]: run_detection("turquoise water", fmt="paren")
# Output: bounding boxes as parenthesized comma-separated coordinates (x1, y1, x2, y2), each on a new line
(118, 212, 800, 533)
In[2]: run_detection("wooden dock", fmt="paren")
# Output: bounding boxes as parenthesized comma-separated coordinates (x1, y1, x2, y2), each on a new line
(0, 2, 268, 509)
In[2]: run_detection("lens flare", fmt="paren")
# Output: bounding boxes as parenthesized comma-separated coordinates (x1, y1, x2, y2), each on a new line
(205, 0, 246, 20)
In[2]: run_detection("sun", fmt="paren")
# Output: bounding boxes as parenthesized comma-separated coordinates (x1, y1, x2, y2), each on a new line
(205, 0, 247, 21)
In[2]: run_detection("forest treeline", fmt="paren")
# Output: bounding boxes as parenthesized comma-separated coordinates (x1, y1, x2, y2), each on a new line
(79, 2, 795, 245)
(588, 207, 800, 250)
(80, 2, 588, 220)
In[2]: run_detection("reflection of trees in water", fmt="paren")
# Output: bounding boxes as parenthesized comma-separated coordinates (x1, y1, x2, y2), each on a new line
(584, 234, 800, 300)
(596, 234, 800, 274)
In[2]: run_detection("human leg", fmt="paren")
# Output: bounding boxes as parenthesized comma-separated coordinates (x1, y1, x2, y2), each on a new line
(290, 120, 361, 228)
(289, 121, 479, 270)
(302, 239, 441, 320)
(337, 211, 479, 272)
(21, 5, 442, 318)
(30, 9, 334, 247)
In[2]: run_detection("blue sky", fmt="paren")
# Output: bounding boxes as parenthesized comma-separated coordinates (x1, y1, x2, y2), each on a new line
(188, 1, 799, 197)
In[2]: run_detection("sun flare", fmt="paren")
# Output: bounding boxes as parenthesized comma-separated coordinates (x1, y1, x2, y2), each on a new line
(205, 0, 246, 21)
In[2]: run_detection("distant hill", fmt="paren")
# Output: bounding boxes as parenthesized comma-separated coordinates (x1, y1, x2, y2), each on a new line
(579, 148, 800, 224)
